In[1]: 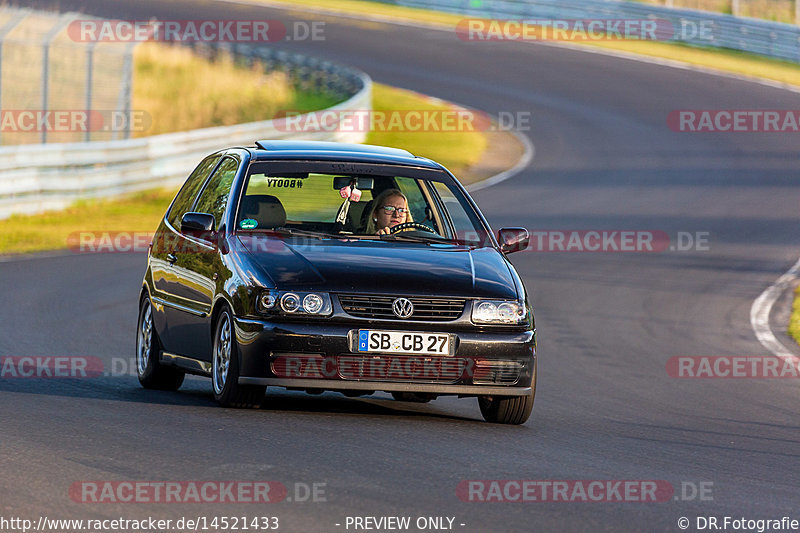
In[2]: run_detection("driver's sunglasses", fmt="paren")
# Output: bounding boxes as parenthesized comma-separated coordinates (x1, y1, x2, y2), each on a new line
(380, 205, 409, 215)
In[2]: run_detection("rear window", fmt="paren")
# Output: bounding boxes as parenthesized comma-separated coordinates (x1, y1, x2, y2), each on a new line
(244, 174, 374, 222)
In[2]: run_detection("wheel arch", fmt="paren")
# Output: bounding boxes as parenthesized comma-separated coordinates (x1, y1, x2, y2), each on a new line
(209, 294, 235, 346)
(139, 283, 150, 304)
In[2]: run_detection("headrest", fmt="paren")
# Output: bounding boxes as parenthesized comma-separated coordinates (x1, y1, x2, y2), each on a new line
(240, 194, 286, 228)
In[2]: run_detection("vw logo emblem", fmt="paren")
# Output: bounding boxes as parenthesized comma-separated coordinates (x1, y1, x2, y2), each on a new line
(392, 297, 414, 319)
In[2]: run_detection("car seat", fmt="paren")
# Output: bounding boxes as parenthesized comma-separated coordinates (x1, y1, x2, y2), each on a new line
(240, 194, 287, 228)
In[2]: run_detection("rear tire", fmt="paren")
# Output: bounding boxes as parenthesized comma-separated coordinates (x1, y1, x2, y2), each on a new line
(136, 295, 185, 391)
(212, 307, 265, 408)
(478, 359, 536, 425)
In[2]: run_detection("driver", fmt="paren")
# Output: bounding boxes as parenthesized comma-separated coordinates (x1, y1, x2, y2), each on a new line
(365, 188, 414, 235)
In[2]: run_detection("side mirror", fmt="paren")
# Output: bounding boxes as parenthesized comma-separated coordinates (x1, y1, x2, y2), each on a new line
(498, 227, 529, 254)
(181, 212, 215, 240)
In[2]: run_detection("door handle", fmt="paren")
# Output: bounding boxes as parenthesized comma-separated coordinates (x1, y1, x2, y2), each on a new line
(167, 253, 177, 265)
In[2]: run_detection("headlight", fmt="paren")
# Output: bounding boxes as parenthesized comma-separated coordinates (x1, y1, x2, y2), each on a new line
(259, 292, 277, 310)
(281, 293, 301, 313)
(302, 293, 324, 314)
(471, 299, 526, 324)
(258, 290, 332, 316)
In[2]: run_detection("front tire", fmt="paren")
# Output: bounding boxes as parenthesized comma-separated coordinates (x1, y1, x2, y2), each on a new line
(212, 307, 265, 408)
(136, 295, 185, 390)
(478, 359, 536, 425)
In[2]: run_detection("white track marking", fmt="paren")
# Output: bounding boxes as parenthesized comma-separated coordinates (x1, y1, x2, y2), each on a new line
(750, 257, 800, 361)
(466, 128, 534, 193)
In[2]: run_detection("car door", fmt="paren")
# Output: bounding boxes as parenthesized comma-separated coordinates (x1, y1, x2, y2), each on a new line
(166, 155, 239, 361)
(150, 154, 222, 352)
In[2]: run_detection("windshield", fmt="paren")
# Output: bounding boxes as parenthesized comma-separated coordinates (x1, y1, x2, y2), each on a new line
(235, 170, 491, 245)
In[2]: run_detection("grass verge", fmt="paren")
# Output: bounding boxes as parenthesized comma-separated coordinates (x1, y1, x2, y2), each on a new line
(258, 0, 800, 88)
(0, 83, 490, 255)
(0, 190, 172, 254)
(133, 42, 341, 136)
(366, 85, 487, 176)
(789, 285, 800, 346)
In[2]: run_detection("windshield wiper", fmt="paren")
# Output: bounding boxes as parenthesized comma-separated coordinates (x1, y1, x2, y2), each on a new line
(378, 232, 454, 244)
(265, 227, 344, 240)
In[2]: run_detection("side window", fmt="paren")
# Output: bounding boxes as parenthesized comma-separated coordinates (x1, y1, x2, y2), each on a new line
(194, 157, 239, 230)
(430, 181, 484, 242)
(167, 155, 221, 229)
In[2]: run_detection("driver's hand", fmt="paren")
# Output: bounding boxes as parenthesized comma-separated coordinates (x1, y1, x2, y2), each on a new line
(377, 227, 391, 235)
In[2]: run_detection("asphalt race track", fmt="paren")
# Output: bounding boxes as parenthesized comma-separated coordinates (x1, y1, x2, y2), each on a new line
(2, 1, 800, 531)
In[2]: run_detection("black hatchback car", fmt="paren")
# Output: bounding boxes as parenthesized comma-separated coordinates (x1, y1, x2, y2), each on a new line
(137, 140, 536, 424)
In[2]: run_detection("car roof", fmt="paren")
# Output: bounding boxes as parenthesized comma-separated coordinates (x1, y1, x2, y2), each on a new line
(247, 140, 443, 169)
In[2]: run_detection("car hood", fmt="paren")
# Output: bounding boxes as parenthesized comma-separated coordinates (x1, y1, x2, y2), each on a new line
(236, 235, 519, 299)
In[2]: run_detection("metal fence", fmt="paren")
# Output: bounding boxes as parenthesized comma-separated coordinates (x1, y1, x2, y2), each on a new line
(384, 0, 800, 62)
(656, 0, 798, 25)
(0, 58, 370, 220)
(0, 6, 373, 219)
(0, 6, 134, 145)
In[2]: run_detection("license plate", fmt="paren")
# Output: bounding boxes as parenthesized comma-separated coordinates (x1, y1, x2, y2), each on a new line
(356, 330, 452, 356)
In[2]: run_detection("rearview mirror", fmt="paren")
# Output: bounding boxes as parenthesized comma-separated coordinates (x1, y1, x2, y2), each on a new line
(498, 227, 529, 254)
(181, 212, 215, 240)
(333, 176, 374, 190)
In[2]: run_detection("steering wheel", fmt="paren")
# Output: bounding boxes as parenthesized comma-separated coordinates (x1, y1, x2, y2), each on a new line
(389, 222, 437, 234)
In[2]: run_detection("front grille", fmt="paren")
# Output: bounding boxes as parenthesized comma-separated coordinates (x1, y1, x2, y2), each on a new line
(336, 355, 467, 383)
(472, 360, 524, 385)
(338, 294, 466, 321)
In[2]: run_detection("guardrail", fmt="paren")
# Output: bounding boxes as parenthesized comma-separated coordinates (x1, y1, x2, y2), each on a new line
(0, 43, 371, 219)
(387, 0, 800, 62)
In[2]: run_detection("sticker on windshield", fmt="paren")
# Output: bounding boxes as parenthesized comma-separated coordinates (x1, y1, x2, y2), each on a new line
(240, 218, 258, 229)
(265, 178, 303, 188)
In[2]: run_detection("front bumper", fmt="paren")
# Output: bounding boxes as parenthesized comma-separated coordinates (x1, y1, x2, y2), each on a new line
(233, 316, 535, 397)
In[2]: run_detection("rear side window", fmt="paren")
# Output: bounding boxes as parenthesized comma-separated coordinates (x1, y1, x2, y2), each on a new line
(167, 155, 221, 229)
(194, 157, 238, 230)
